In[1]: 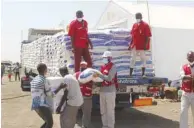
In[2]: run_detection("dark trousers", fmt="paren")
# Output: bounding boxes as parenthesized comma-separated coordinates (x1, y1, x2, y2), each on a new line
(35, 106, 53, 128)
(74, 47, 92, 72)
(15, 72, 20, 81)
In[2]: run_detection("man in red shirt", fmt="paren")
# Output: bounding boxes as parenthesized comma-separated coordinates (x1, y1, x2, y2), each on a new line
(129, 13, 152, 77)
(68, 10, 93, 72)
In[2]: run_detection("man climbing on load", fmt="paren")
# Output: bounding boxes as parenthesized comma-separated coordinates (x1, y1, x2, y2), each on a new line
(128, 12, 152, 77)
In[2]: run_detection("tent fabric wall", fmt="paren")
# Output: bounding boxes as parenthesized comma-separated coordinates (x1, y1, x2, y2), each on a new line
(111, 0, 194, 29)
(152, 27, 194, 80)
(95, 0, 194, 80)
(95, 1, 134, 29)
(97, 18, 128, 30)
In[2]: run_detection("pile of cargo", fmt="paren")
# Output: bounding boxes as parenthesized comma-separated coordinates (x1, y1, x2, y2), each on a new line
(21, 29, 155, 77)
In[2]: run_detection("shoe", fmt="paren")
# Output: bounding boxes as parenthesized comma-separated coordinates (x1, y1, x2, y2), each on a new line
(142, 75, 146, 78)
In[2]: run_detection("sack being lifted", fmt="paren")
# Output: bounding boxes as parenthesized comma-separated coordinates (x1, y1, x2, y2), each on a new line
(78, 68, 103, 84)
(45, 77, 66, 114)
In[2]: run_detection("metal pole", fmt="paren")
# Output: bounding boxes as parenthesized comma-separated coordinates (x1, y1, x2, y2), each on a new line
(146, 0, 151, 25)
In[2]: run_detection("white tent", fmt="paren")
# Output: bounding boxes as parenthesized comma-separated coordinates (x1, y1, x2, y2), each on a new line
(95, 0, 194, 80)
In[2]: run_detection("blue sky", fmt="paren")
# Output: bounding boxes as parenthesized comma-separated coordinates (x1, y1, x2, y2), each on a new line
(1, 0, 194, 62)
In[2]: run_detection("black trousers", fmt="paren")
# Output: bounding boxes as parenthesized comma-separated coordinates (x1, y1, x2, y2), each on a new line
(15, 72, 20, 81)
(35, 106, 53, 128)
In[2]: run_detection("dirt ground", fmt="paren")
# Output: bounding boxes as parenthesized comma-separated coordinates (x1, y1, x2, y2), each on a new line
(1, 76, 193, 128)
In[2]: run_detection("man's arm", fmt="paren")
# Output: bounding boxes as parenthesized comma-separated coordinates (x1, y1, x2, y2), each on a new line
(70, 37, 75, 50)
(56, 89, 68, 114)
(180, 66, 192, 81)
(97, 65, 117, 82)
(68, 21, 76, 51)
(53, 83, 67, 95)
(88, 38, 93, 49)
(85, 21, 93, 49)
(144, 24, 152, 50)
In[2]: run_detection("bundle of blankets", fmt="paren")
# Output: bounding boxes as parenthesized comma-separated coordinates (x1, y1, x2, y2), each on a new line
(21, 28, 155, 77)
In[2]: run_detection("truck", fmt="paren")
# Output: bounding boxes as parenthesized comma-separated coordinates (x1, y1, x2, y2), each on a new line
(20, 28, 168, 109)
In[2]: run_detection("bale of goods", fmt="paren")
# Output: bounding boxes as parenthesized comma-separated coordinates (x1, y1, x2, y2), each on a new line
(21, 28, 155, 84)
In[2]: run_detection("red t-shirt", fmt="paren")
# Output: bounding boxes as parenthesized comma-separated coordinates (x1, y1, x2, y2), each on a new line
(130, 21, 152, 50)
(68, 20, 89, 48)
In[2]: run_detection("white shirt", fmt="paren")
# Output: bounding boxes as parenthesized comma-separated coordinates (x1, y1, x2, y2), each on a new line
(64, 74, 83, 106)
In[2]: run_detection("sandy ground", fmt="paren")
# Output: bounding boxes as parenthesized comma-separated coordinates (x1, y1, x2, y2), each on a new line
(1, 76, 193, 128)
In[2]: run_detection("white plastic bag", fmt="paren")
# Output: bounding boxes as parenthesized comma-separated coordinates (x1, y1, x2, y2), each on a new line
(78, 68, 103, 83)
(45, 77, 66, 114)
(92, 69, 103, 83)
(78, 68, 94, 84)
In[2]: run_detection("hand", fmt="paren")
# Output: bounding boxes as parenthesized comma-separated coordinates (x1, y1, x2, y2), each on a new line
(72, 49, 74, 53)
(183, 75, 192, 81)
(128, 46, 131, 50)
(93, 73, 99, 78)
(56, 106, 61, 114)
(60, 83, 67, 89)
(90, 44, 93, 49)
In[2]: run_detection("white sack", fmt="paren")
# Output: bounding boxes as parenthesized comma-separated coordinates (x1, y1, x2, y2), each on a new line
(78, 68, 103, 83)
(45, 77, 66, 114)
(91, 69, 103, 83)
(78, 68, 94, 84)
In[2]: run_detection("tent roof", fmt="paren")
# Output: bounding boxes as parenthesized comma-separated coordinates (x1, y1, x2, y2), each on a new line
(97, 18, 128, 29)
(111, 0, 194, 29)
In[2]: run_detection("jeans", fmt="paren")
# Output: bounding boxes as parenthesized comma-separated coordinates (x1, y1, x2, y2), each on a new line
(35, 106, 53, 128)
(15, 72, 20, 81)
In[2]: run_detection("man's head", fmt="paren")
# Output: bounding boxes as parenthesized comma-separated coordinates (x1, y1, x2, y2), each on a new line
(16, 62, 19, 66)
(80, 61, 87, 72)
(76, 10, 84, 22)
(187, 51, 194, 65)
(102, 51, 112, 64)
(59, 66, 69, 77)
(135, 12, 142, 23)
(37, 63, 47, 76)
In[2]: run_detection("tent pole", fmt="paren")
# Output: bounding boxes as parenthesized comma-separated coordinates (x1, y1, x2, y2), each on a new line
(146, 0, 151, 25)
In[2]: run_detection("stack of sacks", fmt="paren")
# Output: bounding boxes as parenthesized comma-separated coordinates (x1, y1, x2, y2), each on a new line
(62, 28, 155, 77)
(21, 28, 155, 79)
(45, 77, 66, 114)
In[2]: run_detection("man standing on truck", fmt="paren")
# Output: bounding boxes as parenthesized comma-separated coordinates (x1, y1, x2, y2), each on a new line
(128, 12, 152, 77)
(180, 51, 194, 128)
(74, 61, 93, 128)
(68, 10, 93, 72)
(93, 51, 118, 128)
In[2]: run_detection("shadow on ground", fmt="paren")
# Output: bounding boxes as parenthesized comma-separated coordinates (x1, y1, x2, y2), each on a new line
(77, 108, 179, 128)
